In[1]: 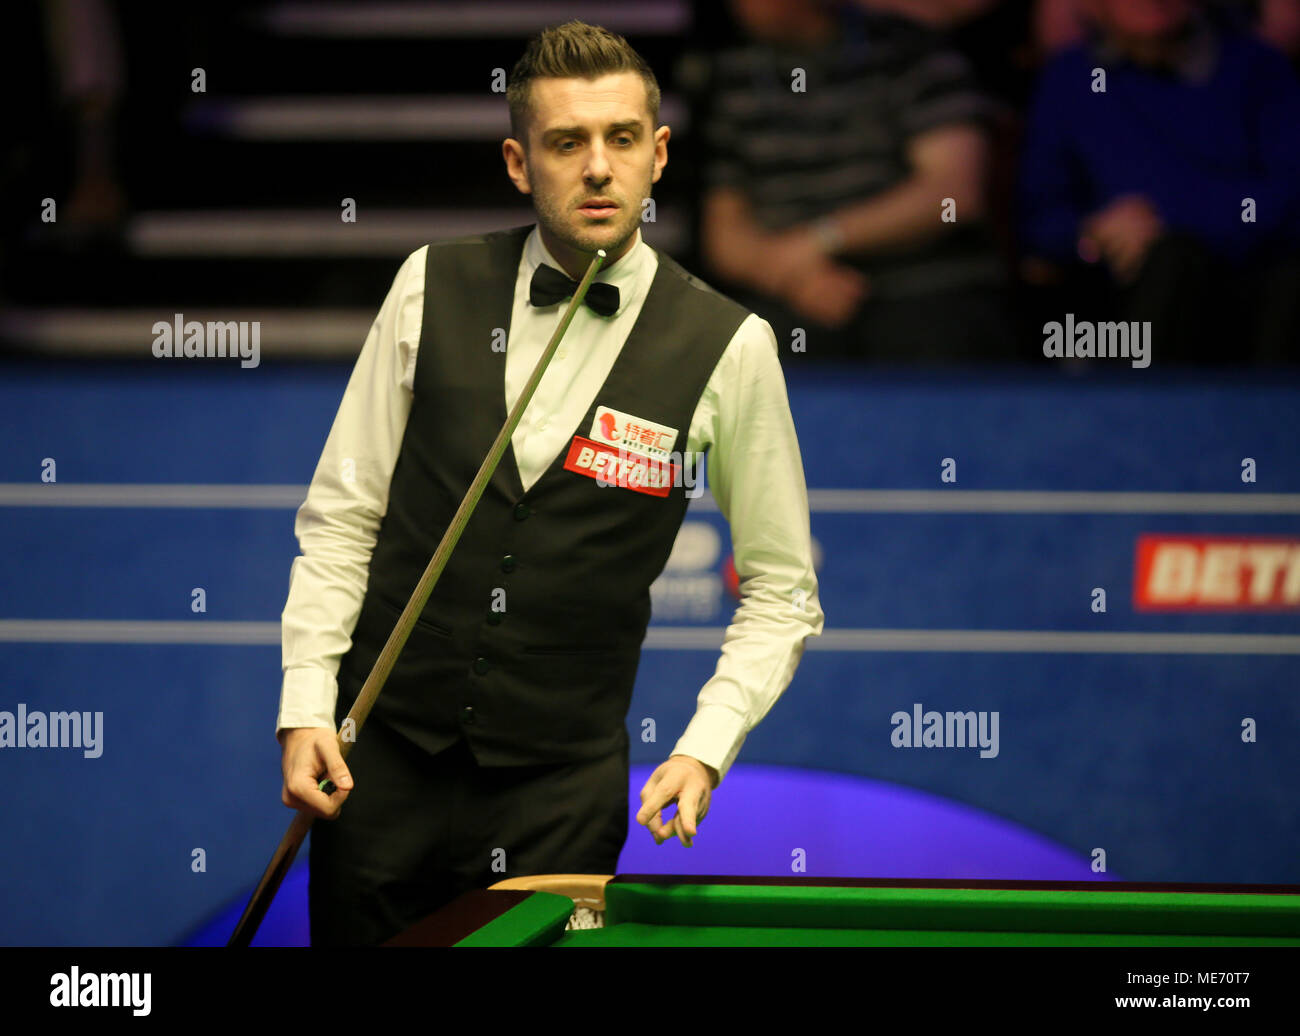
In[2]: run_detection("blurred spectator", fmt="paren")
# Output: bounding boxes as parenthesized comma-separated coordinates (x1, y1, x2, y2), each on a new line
(40, 0, 128, 237)
(843, 1, 1046, 315)
(1018, 0, 1300, 364)
(698, 0, 1017, 363)
(1257, 0, 1300, 64)
(1025, 0, 1300, 64)
(1031, 0, 1090, 52)
(847, 1, 1087, 103)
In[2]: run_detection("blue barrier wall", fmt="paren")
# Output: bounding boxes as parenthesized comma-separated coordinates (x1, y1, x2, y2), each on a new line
(1, 359, 1296, 944)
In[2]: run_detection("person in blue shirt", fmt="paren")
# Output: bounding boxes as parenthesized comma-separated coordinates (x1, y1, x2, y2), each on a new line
(1018, 0, 1300, 364)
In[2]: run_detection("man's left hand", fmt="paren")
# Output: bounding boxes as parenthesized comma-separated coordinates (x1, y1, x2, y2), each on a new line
(637, 755, 719, 847)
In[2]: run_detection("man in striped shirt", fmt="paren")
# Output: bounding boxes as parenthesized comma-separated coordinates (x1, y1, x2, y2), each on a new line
(699, 0, 1014, 362)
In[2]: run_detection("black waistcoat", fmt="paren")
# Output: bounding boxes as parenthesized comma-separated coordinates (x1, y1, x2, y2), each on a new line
(335, 224, 750, 765)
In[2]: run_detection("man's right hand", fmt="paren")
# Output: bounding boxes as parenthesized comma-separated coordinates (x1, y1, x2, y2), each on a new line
(279, 727, 354, 819)
(1079, 194, 1164, 285)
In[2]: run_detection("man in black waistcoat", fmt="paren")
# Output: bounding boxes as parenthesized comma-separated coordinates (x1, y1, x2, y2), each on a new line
(274, 20, 824, 946)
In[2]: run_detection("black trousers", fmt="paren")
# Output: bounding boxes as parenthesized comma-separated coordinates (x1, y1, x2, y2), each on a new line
(1024, 235, 1300, 366)
(308, 719, 629, 946)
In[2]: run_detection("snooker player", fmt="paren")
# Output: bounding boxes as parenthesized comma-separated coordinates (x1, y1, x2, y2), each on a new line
(275, 20, 824, 946)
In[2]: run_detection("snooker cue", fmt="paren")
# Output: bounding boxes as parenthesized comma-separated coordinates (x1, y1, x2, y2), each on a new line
(227, 247, 609, 947)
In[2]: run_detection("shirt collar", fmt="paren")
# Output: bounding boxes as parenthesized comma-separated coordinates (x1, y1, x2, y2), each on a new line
(525, 224, 649, 318)
(1091, 10, 1218, 84)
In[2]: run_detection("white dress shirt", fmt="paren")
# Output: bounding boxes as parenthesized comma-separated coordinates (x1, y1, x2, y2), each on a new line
(277, 224, 824, 782)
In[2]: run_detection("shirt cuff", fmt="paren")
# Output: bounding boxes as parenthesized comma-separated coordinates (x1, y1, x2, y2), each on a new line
(276, 666, 340, 740)
(670, 704, 750, 786)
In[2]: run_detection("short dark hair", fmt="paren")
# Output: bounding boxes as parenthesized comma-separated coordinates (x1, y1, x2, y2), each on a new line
(507, 20, 661, 144)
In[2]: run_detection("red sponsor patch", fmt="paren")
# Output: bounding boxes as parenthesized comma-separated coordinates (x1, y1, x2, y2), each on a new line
(1134, 534, 1300, 610)
(563, 435, 676, 497)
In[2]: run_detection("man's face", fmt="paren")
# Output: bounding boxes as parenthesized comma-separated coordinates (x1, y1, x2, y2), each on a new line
(1086, 0, 1194, 41)
(728, 0, 834, 44)
(504, 72, 668, 269)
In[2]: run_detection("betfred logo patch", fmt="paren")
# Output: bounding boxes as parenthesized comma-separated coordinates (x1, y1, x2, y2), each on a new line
(564, 436, 677, 497)
(1134, 535, 1300, 610)
(590, 406, 678, 460)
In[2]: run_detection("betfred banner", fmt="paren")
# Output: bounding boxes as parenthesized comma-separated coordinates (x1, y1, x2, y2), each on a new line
(1134, 535, 1300, 610)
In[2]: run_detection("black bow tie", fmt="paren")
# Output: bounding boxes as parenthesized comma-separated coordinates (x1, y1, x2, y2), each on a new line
(529, 263, 620, 317)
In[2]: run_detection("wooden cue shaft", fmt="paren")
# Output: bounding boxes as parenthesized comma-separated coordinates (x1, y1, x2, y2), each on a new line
(227, 247, 609, 947)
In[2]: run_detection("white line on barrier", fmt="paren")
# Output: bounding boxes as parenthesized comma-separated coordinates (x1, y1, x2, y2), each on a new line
(3, 485, 1300, 513)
